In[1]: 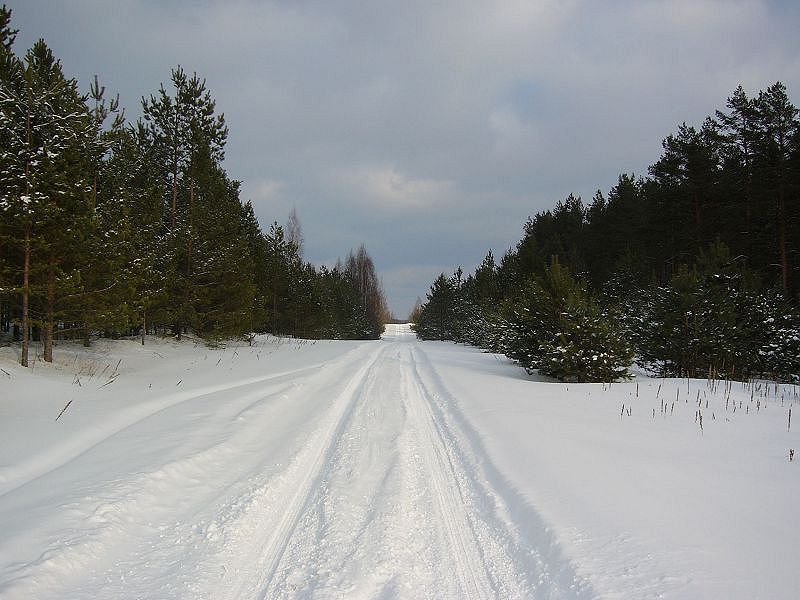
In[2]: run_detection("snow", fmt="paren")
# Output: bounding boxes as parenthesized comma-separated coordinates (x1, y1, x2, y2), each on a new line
(0, 325, 797, 599)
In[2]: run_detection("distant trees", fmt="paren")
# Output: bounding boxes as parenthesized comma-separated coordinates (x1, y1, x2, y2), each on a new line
(286, 207, 303, 259)
(414, 82, 800, 383)
(0, 8, 387, 366)
(414, 273, 456, 341)
(408, 297, 423, 324)
(414, 258, 633, 382)
(343, 245, 389, 339)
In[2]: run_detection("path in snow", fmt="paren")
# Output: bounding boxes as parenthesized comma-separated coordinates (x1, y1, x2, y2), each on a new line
(0, 325, 588, 599)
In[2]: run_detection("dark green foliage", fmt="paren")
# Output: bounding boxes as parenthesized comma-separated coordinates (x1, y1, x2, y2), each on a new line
(316, 265, 372, 339)
(0, 37, 99, 361)
(0, 5, 17, 53)
(757, 299, 800, 382)
(538, 311, 633, 383)
(0, 14, 386, 362)
(412, 274, 455, 341)
(503, 260, 633, 382)
(414, 258, 633, 382)
(632, 242, 799, 380)
(415, 82, 800, 383)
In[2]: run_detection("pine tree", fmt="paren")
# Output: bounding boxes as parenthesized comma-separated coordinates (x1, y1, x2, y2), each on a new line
(415, 274, 455, 341)
(239, 201, 270, 332)
(649, 121, 722, 257)
(474, 258, 632, 381)
(106, 124, 171, 343)
(140, 67, 233, 339)
(263, 222, 295, 335)
(0, 4, 17, 54)
(753, 82, 799, 295)
(414, 83, 799, 382)
(0, 39, 94, 365)
(715, 86, 759, 255)
(0, 4, 19, 343)
(58, 75, 127, 350)
(187, 162, 256, 340)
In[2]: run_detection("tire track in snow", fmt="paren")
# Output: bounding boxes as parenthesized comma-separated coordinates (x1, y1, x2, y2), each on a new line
(212, 344, 388, 600)
(0, 362, 327, 498)
(215, 338, 581, 599)
(249, 340, 553, 599)
(0, 344, 378, 599)
(409, 343, 594, 599)
(0, 371, 328, 599)
(400, 345, 495, 599)
(259, 342, 438, 598)
(4, 332, 593, 598)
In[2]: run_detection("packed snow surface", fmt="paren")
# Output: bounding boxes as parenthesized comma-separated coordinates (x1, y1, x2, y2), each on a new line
(0, 324, 798, 599)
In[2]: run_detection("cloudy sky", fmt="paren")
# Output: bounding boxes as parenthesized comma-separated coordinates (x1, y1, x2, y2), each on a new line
(10, 0, 800, 316)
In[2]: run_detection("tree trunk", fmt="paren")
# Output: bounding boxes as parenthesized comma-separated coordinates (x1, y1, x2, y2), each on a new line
(21, 91, 31, 368)
(171, 171, 177, 230)
(21, 228, 30, 367)
(141, 308, 146, 346)
(693, 188, 702, 249)
(187, 175, 193, 275)
(171, 108, 180, 229)
(778, 189, 789, 294)
(43, 259, 55, 362)
(273, 291, 277, 334)
(91, 173, 97, 212)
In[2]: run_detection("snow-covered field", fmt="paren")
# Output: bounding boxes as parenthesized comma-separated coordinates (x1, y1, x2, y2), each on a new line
(0, 324, 797, 599)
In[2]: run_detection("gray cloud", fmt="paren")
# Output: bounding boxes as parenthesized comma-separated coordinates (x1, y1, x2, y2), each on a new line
(10, 0, 800, 316)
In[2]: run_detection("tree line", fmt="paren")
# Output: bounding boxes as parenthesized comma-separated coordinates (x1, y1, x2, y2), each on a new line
(0, 7, 388, 367)
(414, 82, 800, 383)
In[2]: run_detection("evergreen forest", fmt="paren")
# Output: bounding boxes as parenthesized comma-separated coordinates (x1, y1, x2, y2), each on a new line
(0, 7, 388, 367)
(414, 82, 800, 383)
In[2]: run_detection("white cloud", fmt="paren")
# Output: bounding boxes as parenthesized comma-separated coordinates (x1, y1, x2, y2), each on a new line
(380, 264, 455, 316)
(11, 0, 800, 315)
(631, 0, 764, 32)
(488, 105, 543, 164)
(252, 179, 284, 202)
(333, 166, 455, 212)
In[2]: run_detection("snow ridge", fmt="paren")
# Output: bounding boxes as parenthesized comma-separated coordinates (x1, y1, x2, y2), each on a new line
(0, 363, 326, 498)
(212, 344, 387, 599)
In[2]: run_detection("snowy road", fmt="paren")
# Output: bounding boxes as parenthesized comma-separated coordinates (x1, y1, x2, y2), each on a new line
(0, 326, 587, 599)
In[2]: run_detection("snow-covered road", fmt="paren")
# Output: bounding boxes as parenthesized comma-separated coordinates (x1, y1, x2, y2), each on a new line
(0, 326, 587, 599)
(3, 324, 798, 599)
(210, 331, 581, 599)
